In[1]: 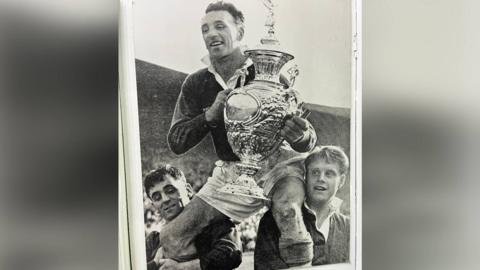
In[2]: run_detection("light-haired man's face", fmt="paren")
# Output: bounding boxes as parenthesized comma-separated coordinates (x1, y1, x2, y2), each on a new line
(305, 159, 345, 205)
(201, 10, 242, 59)
(148, 174, 190, 222)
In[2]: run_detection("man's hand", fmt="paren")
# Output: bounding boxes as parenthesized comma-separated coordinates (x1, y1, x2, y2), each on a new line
(153, 247, 164, 265)
(205, 89, 232, 123)
(158, 258, 201, 270)
(158, 258, 179, 270)
(280, 115, 309, 145)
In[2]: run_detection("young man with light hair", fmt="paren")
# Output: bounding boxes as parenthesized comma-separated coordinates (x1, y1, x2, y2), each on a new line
(255, 146, 350, 269)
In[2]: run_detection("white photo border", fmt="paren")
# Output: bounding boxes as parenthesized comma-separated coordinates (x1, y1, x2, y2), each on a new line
(119, 0, 362, 269)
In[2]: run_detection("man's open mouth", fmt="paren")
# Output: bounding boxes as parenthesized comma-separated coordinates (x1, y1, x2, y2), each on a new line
(210, 41, 223, 47)
(314, 186, 327, 191)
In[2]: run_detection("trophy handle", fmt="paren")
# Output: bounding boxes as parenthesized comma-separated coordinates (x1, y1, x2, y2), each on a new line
(287, 64, 299, 87)
(282, 88, 302, 116)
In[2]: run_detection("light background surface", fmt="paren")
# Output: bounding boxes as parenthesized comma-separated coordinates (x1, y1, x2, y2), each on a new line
(133, 0, 353, 108)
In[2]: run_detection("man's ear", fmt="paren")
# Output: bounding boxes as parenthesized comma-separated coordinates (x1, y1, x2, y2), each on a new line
(185, 183, 194, 199)
(338, 175, 346, 189)
(237, 26, 244, 41)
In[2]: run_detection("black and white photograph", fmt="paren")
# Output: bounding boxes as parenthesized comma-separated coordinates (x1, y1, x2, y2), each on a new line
(120, 0, 360, 269)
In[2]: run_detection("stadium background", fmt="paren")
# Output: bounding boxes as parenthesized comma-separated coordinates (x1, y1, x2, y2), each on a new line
(135, 59, 351, 258)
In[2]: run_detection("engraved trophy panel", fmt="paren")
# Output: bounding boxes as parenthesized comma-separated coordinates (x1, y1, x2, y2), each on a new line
(219, 0, 302, 200)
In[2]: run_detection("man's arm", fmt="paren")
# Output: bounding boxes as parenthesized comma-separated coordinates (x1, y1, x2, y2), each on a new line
(254, 211, 289, 270)
(278, 75, 317, 153)
(196, 220, 242, 270)
(156, 258, 201, 270)
(167, 75, 211, 154)
(281, 116, 317, 153)
(145, 231, 161, 270)
(145, 231, 160, 262)
(147, 260, 159, 270)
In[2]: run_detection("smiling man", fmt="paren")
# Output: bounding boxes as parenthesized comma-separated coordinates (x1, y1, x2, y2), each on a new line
(254, 146, 350, 269)
(144, 165, 242, 270)
(162, 1, 317, 266)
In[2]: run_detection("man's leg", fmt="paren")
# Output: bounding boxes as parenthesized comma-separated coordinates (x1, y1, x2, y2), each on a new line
(271, 176, 313, 267)
(159, 196, 227, 261)
(159, 161, 264, 261)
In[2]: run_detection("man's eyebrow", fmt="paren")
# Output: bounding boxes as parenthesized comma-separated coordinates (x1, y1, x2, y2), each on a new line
(201, 20, 226, 28)
(163, 184, 176, 190)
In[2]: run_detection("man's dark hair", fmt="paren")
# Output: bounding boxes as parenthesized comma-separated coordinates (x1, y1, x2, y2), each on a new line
(205, 1, 245, 24)
(144, 164, 186, 198)
(305, 146, 350, 175)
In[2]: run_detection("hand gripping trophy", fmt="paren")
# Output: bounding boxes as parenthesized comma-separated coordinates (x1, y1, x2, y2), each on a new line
(219, 0, 304, 200)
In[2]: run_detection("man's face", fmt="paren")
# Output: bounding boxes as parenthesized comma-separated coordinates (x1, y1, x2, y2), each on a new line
(305, 159, 345, 205)
(201, 10, 242, 59)
(148, 175, 189, 222)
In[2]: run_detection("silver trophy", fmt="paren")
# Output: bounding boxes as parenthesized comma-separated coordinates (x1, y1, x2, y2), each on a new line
(219, 0, 303, 200)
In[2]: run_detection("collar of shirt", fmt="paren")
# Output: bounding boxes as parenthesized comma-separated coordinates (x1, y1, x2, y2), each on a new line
(304, 197, 343, 242)
(201, 49, 253, 90)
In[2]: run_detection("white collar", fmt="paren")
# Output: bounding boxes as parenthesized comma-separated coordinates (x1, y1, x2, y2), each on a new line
(200, 46, 253, 90)
(304, 197, 343, 242)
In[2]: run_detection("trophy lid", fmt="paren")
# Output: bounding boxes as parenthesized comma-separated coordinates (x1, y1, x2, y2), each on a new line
(244, 0, 294, 83)
(245, 34, 294, 59)
(245, 34, 294, 83)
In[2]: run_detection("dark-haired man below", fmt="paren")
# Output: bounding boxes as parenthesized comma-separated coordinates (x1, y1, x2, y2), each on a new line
(144, 165, 242, 270)
(162, 1, 317, 266)
(255, 146, 350, 269)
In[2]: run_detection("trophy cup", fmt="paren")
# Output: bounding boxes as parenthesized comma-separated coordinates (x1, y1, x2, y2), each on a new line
(219, 0, 303, 200)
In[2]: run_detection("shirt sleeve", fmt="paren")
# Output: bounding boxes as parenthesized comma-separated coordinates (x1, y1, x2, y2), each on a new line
(145, 231, 160, 270)
(289, 119, 317, 153)
(197, 220, 242, 270)
(167, 74, 211, 155)
(145, 231, 160, 262)
(146, 261, 158, 270)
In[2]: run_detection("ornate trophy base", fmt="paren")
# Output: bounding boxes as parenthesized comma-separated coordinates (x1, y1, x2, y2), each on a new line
(218, 163, 269, 201)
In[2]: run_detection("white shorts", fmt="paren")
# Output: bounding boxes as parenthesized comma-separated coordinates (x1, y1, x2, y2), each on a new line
(196, 146, 308, 221)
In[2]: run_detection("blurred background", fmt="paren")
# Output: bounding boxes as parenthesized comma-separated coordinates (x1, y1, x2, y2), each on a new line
(364, 0, 480, 269)
(0, 0, 479, 270)
(0, 0, 118, 270)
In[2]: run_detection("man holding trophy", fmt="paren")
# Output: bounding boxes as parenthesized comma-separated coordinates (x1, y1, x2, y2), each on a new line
(163, 1, 317, 267)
